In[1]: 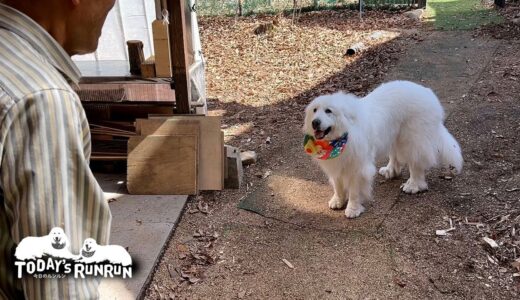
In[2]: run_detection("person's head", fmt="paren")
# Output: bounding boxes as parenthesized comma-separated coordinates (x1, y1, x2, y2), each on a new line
(4, 0, 116, 56)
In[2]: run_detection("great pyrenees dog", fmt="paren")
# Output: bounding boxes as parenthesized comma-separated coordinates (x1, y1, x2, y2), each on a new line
(303, 81, 463, 218)
(15, 227, 77, 260)
(78, 238, 132, 266)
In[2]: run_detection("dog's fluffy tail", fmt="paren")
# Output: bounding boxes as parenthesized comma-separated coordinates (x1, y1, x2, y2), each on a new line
(438, 126, 463, 174)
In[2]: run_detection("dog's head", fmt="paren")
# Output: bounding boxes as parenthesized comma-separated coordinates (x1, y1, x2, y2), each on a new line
(82, 238, 98, 252)
(81, 238, 98, 257)
(304, 92, 358, 140)
(48, 227, 69, 250)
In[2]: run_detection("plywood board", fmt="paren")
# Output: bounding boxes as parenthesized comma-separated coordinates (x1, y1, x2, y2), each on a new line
(147, 116, 223, 190)
(135, 118, 199, 136)
(127, 135, 198, 195)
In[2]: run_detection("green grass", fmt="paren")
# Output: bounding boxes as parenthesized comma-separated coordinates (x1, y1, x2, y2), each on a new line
(425, 0, 503, 30)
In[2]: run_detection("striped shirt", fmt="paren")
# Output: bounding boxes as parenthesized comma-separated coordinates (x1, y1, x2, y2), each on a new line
(0, 4, 111, 299)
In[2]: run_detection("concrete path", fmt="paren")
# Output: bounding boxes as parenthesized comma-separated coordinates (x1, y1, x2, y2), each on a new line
(95, 173, 187, 300)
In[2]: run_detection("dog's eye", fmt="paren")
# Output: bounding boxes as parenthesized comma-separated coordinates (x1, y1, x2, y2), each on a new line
(325, 108, 332, 114)
(313, 108, 317, 113)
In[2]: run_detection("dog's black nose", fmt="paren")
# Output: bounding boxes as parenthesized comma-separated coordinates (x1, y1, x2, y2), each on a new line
(312, 119, 321, 130)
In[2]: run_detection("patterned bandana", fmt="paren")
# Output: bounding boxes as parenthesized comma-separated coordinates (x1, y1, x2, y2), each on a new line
(303, 132, 348, 160)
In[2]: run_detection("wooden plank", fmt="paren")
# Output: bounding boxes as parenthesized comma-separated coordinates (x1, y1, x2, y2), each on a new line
(135, 118, 199, 136)
(146, 116, 223, 190)
(167, 0, 191, 114)
(127, 135, 198, 195)
(221, 131, 225, 188)
(141, 57, 156, 78)
(91, 155, 128, 161)
(224, 145, 243, 189)
(152, 20, 172, 77)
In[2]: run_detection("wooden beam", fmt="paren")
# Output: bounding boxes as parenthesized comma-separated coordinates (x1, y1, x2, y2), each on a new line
(167, 0, 191, 114)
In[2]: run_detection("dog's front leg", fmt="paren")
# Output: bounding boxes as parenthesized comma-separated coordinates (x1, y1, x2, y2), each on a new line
(328, 177, 347, 209)
(345, 177, 366, 218)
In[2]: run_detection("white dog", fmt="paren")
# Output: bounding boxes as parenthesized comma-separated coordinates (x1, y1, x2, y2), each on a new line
(78, 238, 132, 266)
(15, 227, 77, 260)
(303, 80, 463, 218)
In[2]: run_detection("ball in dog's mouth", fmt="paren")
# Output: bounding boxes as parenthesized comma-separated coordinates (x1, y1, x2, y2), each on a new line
(314, 127, 332, 140)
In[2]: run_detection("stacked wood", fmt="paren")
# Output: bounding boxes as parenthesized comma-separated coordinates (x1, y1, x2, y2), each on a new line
(76, 82, 177, 161)
(127, 116, 225, 195)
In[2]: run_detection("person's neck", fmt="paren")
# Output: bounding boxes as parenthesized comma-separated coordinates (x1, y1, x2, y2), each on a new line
(5, 1, 70, 54)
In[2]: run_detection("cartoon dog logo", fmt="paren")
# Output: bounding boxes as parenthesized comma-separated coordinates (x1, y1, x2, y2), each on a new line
(15, 227, 77, 260)
(78, 238, 132, 266)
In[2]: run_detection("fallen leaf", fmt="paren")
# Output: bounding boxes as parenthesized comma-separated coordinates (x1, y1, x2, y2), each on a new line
(512, 258, 520, 271)
(483, 237, 499, 249)
(167, 264, 177, 279)
(282, 258, 294, 269)
(193, 229, 204, 238)
(393, 276, 406, 288)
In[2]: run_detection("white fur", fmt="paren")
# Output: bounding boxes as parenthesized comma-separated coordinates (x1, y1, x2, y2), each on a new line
(14, 227, 77, 260)
(78, 238, 132, 266)
(304, 81, 463, 218)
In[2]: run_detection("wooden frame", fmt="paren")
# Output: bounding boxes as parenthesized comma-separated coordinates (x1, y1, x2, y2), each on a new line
(167, 0, 192, 114)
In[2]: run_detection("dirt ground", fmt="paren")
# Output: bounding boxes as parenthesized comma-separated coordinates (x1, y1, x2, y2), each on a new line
(144, 6, 520, 300)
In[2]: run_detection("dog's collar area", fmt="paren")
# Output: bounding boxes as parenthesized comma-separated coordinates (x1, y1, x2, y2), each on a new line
(303, 132, 348, 160)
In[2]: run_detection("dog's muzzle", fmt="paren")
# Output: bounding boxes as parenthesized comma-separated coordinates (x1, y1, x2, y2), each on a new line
(81, 250, 95, 258)
(52, 241, 66, 250)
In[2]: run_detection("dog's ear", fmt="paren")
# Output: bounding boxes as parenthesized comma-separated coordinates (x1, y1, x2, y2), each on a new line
(339, 93, 359, 122)
(341, 108, 356, 122)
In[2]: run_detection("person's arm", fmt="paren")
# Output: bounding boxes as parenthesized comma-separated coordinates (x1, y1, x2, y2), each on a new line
(0, 89, 111, 299)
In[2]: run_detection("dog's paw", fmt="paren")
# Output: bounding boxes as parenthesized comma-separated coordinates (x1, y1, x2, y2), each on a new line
(401, 179, 428, 194)
(345, 203, 365, 218)
(379, 166, 399, 180)
(328, 195, 346, 210)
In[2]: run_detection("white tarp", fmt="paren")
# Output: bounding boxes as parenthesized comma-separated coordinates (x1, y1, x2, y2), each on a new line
(73, 0, 207, 114)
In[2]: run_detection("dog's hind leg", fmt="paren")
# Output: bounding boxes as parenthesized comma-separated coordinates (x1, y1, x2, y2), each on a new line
(401, 162, 428, 194)
(378, 152, 402, 180)
(328, 177, 347, 209)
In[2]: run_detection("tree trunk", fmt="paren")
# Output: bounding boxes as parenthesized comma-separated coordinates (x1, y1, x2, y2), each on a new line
(237, 0, 243, 16)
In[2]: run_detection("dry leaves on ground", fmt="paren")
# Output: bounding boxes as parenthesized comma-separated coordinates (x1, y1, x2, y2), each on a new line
(200, 10, 415, 107)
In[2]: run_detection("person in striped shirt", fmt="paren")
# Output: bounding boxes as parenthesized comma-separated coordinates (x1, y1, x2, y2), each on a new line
(0, 0, 115, 299)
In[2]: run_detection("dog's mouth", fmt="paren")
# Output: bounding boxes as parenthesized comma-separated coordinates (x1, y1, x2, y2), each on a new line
(81, 249, 95, 258)
(314, 127, 331, 140)
(52, 241, 66, 250)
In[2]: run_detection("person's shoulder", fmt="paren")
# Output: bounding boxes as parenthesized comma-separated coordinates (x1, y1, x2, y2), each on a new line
(0, 29, 74, 100)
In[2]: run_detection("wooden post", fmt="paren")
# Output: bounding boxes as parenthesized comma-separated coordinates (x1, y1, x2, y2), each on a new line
(167, 0, 191, 114)
(126, 40, 145, 75)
